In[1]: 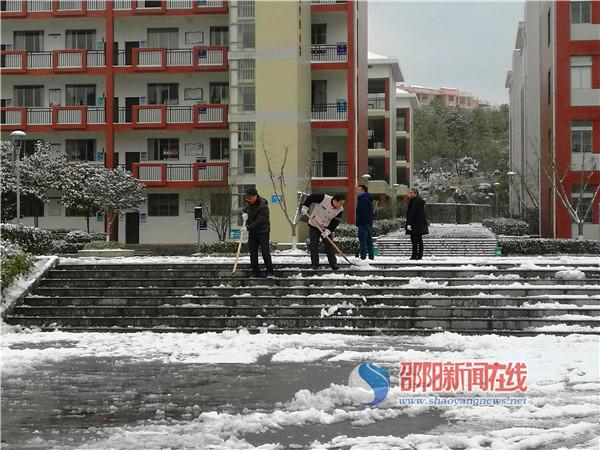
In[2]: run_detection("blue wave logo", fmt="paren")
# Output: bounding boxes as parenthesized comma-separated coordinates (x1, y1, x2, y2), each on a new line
(348, 362, 390, 406)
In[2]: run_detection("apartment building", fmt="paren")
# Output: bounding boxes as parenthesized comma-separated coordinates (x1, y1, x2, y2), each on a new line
(400, 84, 481, 110)
(0, 0, 367, 244)
(366, 52, 417, 204)
(507, 0, 599, 239)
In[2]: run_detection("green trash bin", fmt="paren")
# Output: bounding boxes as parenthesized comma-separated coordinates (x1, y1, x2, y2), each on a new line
(495, 246, 502, 256)
(373, 246, 379, 256)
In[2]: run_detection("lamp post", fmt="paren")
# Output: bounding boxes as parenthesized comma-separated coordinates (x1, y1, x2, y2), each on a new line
(391, 183, 400, 219)
(10, 130, 26, 224)
(493, 182, 500, 217)
(507, 171, 516, 219)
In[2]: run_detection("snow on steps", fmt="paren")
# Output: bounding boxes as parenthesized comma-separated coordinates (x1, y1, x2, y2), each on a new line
(5, 259, 600, 335)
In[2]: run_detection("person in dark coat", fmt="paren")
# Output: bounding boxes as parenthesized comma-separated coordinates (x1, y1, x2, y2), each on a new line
(405, 188, 429, 260)
(355, 184, 375, 260)
(242, 188, 274, 277)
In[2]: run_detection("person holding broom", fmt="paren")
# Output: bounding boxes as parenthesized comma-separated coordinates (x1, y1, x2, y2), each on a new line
(300, 193, 346, 270)
(241, 187, 274, 278)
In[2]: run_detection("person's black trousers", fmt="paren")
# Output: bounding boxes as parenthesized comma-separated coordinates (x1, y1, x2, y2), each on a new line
(410, 233, 424, 259)
(248, 232, 273, 274)
(309, 225, 337, 267)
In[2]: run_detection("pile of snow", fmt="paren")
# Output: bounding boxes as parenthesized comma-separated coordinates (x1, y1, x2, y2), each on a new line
(555, 269, 586, 280)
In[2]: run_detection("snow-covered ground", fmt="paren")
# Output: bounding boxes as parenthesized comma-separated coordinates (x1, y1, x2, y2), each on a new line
(2, 330, 599, 449)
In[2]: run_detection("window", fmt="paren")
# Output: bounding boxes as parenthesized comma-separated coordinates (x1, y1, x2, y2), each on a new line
(571, 121, 593, 153)
(13, 31, 43, 52)
(66, 30, 96, 50)
(547, 69, 552, 105)
(547, 8, 551, 46)
(311, 80, 327, 106)
(210, 193, 230, 216)
(66, 84, 96, 106)
(148, 194, 179, 216)
(21, 195, 44, 217)
(13, 85, 43, 107)
(448, 95, 455, 102)
(240, 22, 255, 49)
(572, 184, 597, 223)
(210, 138, 229, 160)
(209, 82, 229, 104)
(571, 1, 591, 24)
(148, 138, 179, 160)
(311, 24, 327, 45)
(147, 28, 179, 49)
(148, 83, 178, 105)
(210, 26, 229, 46)
(66, 139, 96, 161)
(570, 56, 592, 89)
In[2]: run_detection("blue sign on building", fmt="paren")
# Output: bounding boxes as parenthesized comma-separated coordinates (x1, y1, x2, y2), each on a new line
(197, 218, 208, 230)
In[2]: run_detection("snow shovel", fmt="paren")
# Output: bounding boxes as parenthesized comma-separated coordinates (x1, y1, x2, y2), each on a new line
(312, 219, 357, 267)
(231, 217, 247, 274)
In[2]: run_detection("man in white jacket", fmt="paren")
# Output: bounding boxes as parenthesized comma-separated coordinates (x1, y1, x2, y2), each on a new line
(301, 193, 346, 270)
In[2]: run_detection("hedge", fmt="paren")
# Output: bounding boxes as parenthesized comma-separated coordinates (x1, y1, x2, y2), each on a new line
(1, 240, 32, 293)
(196, 241, 277, 254)
(0, 223, 53, 255)
(499, 238, 600, 255)
(484, 218, 529, 236)
(336, 219, 406, 238)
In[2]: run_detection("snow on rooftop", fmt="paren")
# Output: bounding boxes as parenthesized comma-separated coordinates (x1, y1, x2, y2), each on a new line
(367, 51, 390, 60)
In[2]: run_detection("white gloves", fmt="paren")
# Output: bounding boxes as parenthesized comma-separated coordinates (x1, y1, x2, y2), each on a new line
(241, 212, 248, 222)
(301, 206, 309, 216)
(407, 225, 412, 231)
(321, 229, 331, 239)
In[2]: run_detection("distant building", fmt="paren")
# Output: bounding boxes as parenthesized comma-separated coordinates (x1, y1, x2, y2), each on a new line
(400, 84, 481, 110)
(367, 52, 418, 205)
(506, 1, 599, 239)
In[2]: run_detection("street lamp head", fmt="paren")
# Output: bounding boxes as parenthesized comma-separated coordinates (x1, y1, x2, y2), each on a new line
(493, 182, 501, 186)
(361, 173, 371, 180)
(10, 130, 26, 138)
(507, 171, 516, 176)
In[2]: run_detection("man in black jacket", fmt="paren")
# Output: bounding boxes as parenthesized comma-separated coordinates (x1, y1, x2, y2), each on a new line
(242, 188, 274, 277)
(405, 188, 429, 260)
(301, 193, 345, 270)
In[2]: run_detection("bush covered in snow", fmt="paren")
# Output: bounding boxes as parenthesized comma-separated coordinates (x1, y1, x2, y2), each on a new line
(499, 238, 600, 255)
(51, 240, 82, 255)
(65, 230, 93, 244)
(485, 218, 529, 236)
(197, 240, 277, 254)
(335, 219, 406, 238)
(0, 239, 32, 292)
(0, 223, 52, 254)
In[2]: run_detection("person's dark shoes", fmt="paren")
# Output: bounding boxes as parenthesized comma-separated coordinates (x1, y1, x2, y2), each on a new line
(331, 265, 340, 271)
(311, 265, 319, 270)
(250, 271, 265, 278)
(265, 271, 275, 278)
(409, 256, 418, 260)
(360, 256, 366, 260)
(368, 256, 374, 260)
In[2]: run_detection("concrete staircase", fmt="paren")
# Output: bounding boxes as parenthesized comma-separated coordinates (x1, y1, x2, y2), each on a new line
(375, 237, 499, 257)
(5, 259, 600, 335)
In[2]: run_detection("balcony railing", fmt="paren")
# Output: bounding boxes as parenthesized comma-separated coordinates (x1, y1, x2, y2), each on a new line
(312, 161, 348, 178)
(115, 47, 227, 70)
(115, 104, 227, 128)
(2, 0, 107, 15)
(0, 106, 105, 128)
(311, 44, 348, 63)
(311, 0, 347, 4)
(311, 102, 348, 121)
(368, 94, 386, 110)
(0, 50, 105, 72)
(131, 162, 228, 186)
(112, 0, 225, 12)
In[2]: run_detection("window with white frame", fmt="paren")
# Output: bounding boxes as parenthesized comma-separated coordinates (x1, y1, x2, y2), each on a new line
(13, 31, 43, 52)
(147, 138, 179, 160)
(66, 30, 96, 50)
(210, 138, 229, 160)
(570, 56, 592, 89)
(147, 28, 179, 49)
(571, 1, 591, 24)
(66, 139, 96, 161)
(148, 83, 179, 105)
(13, 85, 44, 107)
(210, 27, 229, 46)
(572, 184, 597, 223)
(148, 193, 179, 216)
(571, 121, 593, 153)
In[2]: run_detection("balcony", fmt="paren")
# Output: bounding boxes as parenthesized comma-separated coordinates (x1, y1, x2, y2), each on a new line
(311, 0, 347, 12)
(0, 106, 105, 130)
(112, 0, 227, 14)
(115, 47, 227, 71)
(131, 162, 228, 187)
(115, 104, 228, 129)
(367, 94, 386, 111)
(311, 44, 348, 64)
(0, 50, 105, 73)
(311, 102, 348, 124)
(311, 161, 348, 179)
(0, 0, 106, 17)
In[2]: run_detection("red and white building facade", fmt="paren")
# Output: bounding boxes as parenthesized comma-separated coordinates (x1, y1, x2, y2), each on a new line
(507, 0, 600, 239)
(1, 0, 368, 243)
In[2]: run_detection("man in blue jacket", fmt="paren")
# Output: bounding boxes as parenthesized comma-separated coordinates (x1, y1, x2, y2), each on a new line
(356, 184, 375, 260)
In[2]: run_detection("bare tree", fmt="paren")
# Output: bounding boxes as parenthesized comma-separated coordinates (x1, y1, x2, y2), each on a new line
(194, 190, 232, 242)
(261, 133, 312, 249)
(540, 151, 599, 239)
